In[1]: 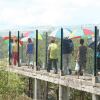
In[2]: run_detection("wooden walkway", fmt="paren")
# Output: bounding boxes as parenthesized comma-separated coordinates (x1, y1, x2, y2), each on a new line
(6, 66, 100, 95)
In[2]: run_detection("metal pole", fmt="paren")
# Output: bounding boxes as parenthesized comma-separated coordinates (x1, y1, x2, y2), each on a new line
(18, 31, 20, 67)
(61, 28, 63, 72)
(21, 33, 24, 63)
(94, 26, 97, 76)
(45, 32, 48, 70)
(44, 32, 48, 100)
(9, 31, 11, 65)
(36, 30, 38, 69)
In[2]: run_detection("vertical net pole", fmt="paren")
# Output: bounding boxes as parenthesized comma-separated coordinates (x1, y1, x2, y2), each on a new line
(94, 26, 97, 76)
(18, 31, 20, 67)
(9, 31, 11, 65)
(36, 30, 38, 69)
(21, 33, 24, 63)
(60, 28, 63, 72)
(45, 32, 48, 70)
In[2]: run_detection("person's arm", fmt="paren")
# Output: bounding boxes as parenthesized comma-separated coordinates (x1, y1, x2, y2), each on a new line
(33, 43, 34, 54)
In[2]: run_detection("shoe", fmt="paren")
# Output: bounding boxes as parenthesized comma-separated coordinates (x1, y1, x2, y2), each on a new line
(54, 71, 58, 74)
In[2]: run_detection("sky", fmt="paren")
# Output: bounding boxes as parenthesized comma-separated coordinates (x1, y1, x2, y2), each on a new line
(0, 0, 100, 30)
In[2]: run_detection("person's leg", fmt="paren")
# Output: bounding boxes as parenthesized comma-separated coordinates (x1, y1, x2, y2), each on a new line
(63, 54, 68, 75)
(30, 54, 34, 68)
(13, 52, 16, 66)
(79, 67, 82, 75)
(16, 52, 18, 65)
(47, 59, 52, 72)
(29, 54, 31, 65)
(66, 54, 71, 74)
(53, 59, 57, 74)
(11, 53, 13, 65)
(14, 52, 18, 66)
(78, 61, 83, 76)
(97, 58, 100, 70)
(12, 52, 14, 65)
(82, 61, 86, 75)
(26, 54, 30, 66)
(30, 54, 34, 65)
(67, 54, 71, 74)
(98, 58, 100, 70)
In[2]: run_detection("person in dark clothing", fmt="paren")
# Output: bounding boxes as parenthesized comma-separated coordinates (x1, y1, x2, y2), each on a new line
(62, 37, 74, 75)
(88, 39, 100, 70)
(77, 39, 87, 75)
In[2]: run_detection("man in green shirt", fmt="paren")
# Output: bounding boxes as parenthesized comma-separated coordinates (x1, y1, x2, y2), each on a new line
(48, 39, 58, 74)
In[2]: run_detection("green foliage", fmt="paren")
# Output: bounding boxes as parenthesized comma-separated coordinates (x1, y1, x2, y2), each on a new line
(70, 88, 92, 100)
(0, 70, 26, 100)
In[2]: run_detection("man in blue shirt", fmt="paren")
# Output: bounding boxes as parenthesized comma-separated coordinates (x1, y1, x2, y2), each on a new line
(26, 38, 34, 67)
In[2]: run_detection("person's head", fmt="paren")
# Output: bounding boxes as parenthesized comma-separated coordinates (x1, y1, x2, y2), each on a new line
(80, 39, 84, 45)
(15, 39, 17, 43)
(28, 38, 32, 43)
(51, 39, 55, 43)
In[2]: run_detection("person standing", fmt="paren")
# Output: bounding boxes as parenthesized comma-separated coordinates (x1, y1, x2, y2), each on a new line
(48, 39, 58, 74)
(12, 39, 18, 66)
(77, 39, 87, 75)
(62, 37, 74, 75)
(26, 38, 34, 67)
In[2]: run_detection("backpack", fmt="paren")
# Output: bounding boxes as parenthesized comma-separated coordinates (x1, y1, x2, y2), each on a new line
(49, 43, 58, 59)
(63, 38, 74, 54)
